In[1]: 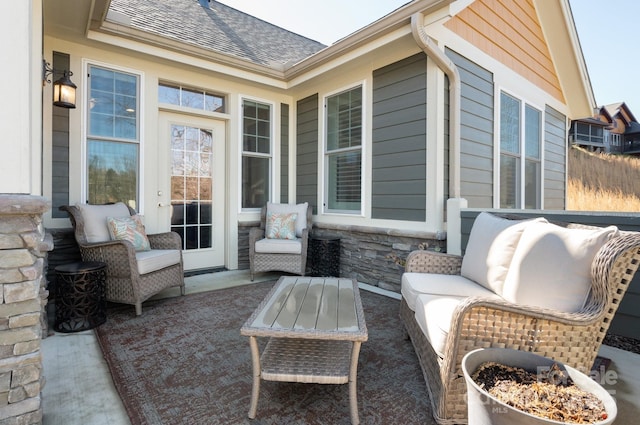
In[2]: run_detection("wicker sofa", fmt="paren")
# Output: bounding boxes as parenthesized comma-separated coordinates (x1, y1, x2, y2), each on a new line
(400, 212, 640, 424)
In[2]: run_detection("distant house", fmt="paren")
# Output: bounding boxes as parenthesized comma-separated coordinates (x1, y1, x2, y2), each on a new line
(10, 0, 595, 277)
(570, 101, 640, 155)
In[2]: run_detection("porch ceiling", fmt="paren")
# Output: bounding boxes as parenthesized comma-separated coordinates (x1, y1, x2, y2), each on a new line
(44, 0, 109, 39)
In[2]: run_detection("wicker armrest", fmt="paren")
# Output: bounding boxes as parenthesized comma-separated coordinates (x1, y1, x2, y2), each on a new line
(441, 295, 606, 376)
(78, 239, 138, 276)
(404, 250, 463, 275)
(249, 227, 265, 243)
(452, 296, 601, 332)
(147, 231, 182, 250)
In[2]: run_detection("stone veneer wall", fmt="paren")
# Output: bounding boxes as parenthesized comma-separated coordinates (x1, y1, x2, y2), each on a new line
(0, 195, 52, 425)
(238, 221, 446, 293)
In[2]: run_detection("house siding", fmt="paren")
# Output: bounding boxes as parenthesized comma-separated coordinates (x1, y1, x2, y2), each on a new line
(446, 48, 494, 208)
(280, 103, 289, 203)
(445, 0, 564, 102)
(544, 105, 567, 209)
(371, 53, 427, 221)
(296, 94, 319, 213)
(51, 52, 71, 218)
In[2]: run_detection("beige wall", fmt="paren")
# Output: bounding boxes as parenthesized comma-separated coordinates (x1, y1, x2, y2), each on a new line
(0, 1, 43, 195)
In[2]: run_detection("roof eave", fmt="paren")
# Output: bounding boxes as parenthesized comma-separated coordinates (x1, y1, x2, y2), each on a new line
(535, 0, 596, 119)
(90, 20, 291, 82)
(284, 0, 453, 81)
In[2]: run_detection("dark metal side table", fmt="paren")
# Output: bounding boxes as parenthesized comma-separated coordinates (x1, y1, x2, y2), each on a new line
(308, 234, 341, 277)
(54, 261, 107, 332)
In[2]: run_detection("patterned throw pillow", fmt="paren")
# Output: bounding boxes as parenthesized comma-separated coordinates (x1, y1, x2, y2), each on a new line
(106, 215, 151, 251)
(265, 212, 298, 240)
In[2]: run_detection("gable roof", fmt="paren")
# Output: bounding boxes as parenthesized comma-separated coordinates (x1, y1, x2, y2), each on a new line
(106, 0, 326, 68)
(603, 102, 637, 125)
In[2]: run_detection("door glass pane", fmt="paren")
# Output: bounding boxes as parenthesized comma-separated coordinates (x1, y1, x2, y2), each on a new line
(87, 140, 138, 208)
(170, 125, 214, 250)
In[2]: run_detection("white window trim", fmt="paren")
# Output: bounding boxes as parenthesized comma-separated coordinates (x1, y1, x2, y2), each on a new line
(238, 95, 277, 212)
(495, 87, 545, 209)
(81, 59, 145, 212)
(321, 81, 367, 216)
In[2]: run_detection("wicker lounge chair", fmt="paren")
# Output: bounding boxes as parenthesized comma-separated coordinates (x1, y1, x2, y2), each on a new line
(61, 203, 185, 316)
(249, 202, 312, 281)
(400, 214, 640, 424)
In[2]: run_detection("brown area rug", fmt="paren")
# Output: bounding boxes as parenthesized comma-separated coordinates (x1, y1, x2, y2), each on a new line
(95, 281, 435, 425)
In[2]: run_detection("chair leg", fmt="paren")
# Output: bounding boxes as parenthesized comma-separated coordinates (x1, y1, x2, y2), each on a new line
(180, 284, 186, 296)
(135, 302, 142, 316)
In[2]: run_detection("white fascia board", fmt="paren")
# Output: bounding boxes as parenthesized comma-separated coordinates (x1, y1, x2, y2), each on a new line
(286, 26, 412, 88)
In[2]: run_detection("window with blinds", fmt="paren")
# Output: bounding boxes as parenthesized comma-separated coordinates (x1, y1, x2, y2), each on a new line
(325, 86, 362, 213)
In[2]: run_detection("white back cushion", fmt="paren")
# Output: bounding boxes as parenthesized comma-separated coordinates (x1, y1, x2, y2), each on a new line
(266, 202, 308, 237)
(77, 202, 131, 243)
(502, 221, 619, 312)
(461, 212, 547, 296)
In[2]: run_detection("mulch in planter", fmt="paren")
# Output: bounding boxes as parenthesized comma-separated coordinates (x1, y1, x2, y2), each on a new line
(472, 362, 608, 424)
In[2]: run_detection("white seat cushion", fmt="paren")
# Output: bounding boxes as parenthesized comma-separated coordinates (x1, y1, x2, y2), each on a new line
(255, 238, 302, 254)
(401, 272, 496, 311)
(502, 221, 619, 312)
(77, 202, 131, 243)
(266, 202, 308, 237)
(136, 250, 182, 275)
(414, 293, 502, 358)
(460, 212, 547, 296)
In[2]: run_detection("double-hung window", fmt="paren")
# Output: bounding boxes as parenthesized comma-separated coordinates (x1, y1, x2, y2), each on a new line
(499, 92, 541, 209)
(242, 99, 271, 209)
(325, 86, 362, 213)
(86, 65, 140, 208)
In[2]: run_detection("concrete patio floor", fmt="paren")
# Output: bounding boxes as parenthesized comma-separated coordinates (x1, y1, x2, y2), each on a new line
(41, 270, 640, 424)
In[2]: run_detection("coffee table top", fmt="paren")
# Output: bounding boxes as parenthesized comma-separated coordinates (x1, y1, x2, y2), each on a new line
(241, 276, 368, 342)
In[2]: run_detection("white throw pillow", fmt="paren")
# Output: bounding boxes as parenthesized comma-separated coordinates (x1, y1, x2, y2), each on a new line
(76, 202, 131, 243)
(460, 212, 547, 296)
(502, 221, 619, 312)
(266, 202, 309, 237)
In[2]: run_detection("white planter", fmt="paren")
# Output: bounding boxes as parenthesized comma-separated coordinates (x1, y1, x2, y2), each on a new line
(462, 348, 616, 425)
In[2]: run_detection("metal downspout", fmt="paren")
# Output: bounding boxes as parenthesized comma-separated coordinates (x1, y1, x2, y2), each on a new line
(411, 13, 461, 198)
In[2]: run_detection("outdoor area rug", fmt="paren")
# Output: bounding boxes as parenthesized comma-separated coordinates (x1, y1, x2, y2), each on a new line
(94, 280, 435, 425)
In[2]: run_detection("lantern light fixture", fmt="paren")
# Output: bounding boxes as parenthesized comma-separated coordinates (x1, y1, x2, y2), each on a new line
(43, 60, 77, 109)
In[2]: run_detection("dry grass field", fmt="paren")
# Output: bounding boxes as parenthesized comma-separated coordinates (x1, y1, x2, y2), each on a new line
(567, 147, 640, 212)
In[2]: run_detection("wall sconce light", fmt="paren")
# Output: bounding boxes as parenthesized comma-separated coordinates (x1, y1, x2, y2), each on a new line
(43, 60, 77, 109)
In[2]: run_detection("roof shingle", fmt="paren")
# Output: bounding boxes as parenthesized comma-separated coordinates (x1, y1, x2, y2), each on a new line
(108, 0, 327, 68)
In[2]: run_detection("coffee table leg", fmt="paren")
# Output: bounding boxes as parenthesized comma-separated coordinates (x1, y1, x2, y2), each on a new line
(248, 336, 261, 418)
(349, 341, 362, 424)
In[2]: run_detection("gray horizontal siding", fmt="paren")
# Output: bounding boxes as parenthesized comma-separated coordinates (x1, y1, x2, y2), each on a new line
(446, 48, 494, 209)
(280, 103, 289, 204)
(296, 94, 318, 213)
(372, 53, 427, 221)
(544, 106, 566, 209)
(460, 209, 640, 340)
(51, 51, 70, 218)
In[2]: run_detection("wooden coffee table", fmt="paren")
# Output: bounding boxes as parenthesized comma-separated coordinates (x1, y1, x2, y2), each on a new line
(240, 276, 368, 424)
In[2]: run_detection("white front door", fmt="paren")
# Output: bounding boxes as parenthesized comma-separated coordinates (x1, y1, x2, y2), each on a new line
(159, 113, 226, 270)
